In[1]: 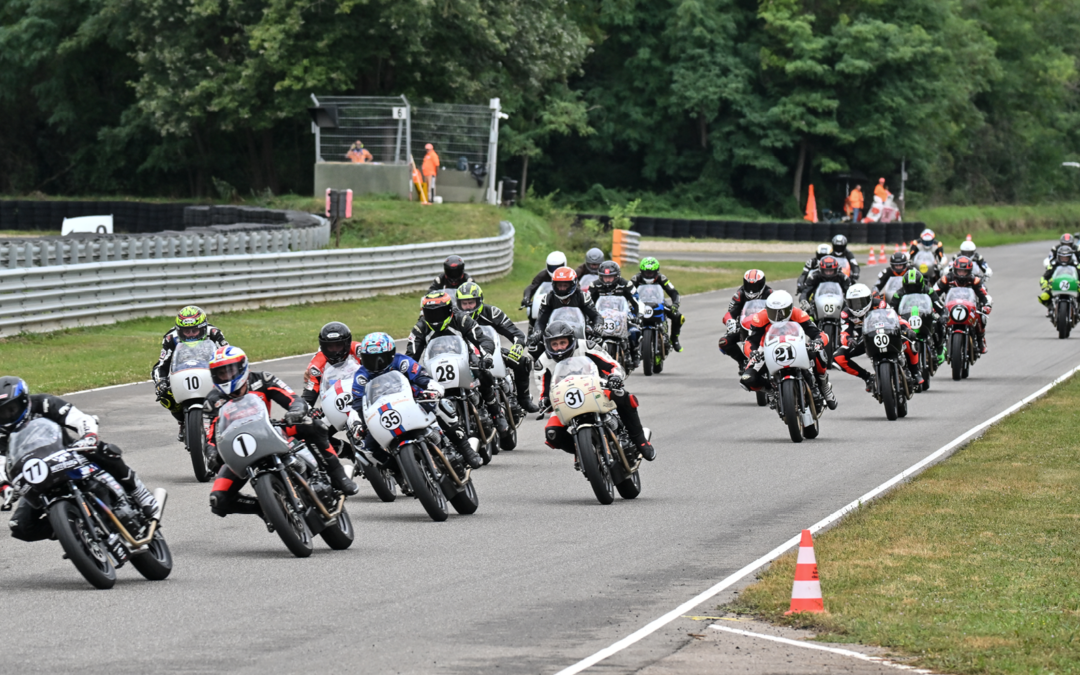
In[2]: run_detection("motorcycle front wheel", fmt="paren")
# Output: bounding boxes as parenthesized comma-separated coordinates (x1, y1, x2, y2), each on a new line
(253, 473, 314, 557)
(362, 461, 397, 502)
(576, 427, 614, 504)
(48, 500, 116, 589)
(951, 333, 965, 381)
(1058, 301, 1071, 339)
(397, 442, 449, 522)
(779, 378, 803, 443)
(185, 406, 213, 482)
(642, 329, 655, 376)
(878, 361, 898, 420)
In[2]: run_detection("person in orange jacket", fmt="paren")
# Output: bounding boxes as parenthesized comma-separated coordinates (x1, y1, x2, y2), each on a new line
(848, 185, 864, 221)
(422, 143, 440, 199)
(346, 140, 373, 163)
(874, 178, 890, 202)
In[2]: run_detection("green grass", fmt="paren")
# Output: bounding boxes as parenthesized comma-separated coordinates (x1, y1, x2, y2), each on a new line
(911, 203, 1080, 246)
(732, 374, 1080, 675)
(659, 260, 805, 295)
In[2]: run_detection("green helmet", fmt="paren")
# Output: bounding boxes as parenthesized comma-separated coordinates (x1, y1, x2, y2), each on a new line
(455, 281, 484, 318)
(175, 305, 208, 342)
(901, 269, 924, 292)
(639, 257, 660, 281)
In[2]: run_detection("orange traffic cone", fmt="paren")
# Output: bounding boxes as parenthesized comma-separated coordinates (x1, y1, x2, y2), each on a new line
(879, 244, 886, 260)
(868, 248, 877, 266)
(804, 185, 819, 224)
(894, 243, 900, 254)
(785, 529, 824, 614)
(966, 233, 972, 241)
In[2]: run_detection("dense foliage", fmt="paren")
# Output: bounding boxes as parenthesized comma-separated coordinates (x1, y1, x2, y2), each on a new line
(1, 0, 1078, 212)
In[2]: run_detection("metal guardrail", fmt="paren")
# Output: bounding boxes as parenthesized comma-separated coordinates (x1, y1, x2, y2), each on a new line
(611, 229, 641, 268)
(0, 215, 331, 269)
(0, 222, 514, 337)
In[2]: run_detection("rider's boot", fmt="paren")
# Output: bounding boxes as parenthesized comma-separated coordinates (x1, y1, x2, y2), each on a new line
(325, 454, 360, 496)
(860, 372, 875, 393)
(907, 363, 923, 392)
(980, 332, 988, 354)
(458, 436, 482, 469)
(487, 400, 509, 434)
(127, 475, 160, 519)
(817, 371, 838, 410)
(671, 336, 683, 352)
(517, 392, 539, 414)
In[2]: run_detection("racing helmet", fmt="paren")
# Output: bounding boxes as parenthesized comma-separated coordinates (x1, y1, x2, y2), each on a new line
(443, 255, 466, 283)
(546, 251, 568, 275)
(455, 281, 484, 318)
(819, 255, 841, 278)
(816, 243, 832, 257)
(209, 346, 249, 398)
(543, 321, 578, 363)
(920, 228, 936, 245)
(318, 322, 353, 366)
(845, 283, 874, 318)
(421, 291, 455, 331)
(597, 260, 621, 288)
(742, 269, 767, 299)
(960, 240, 977, 257)
(901, 269, 925, 293)
(175, 305, 208, 342)
(0, 376, 31, 434)
(831, 235, 848, 256)
(953, 256, 975, 280)
(359, 332, 396, 374)
(1060, 233, 1074, 248)
(1056, 245, 1074, 266)
(584, 248, 605, 275)
(639, 257, 661, 281)
(765, 290, 794, 323)
(889, 252, 909, 275)
(551, 267, 578, 300)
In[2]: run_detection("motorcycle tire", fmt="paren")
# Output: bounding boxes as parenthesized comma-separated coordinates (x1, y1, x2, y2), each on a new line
(897, 369, 909, 419)
(1058, 301, 1071, 339)
(185, 406, 213, 483)
(878, 362, 898, 420)
(642, 329, 655, 376)
(576, 427, 614, 504)
(616, 469, 642, 500)
(756, 391, 768, 407)
(498, 394, 518, 451)
(465, 401, 493, 465)
(129, 529, 173, 580)
(951, 333, 965, 381)
(363, 462, 397, 502)
(397, 442, 449, 522)
(824, 324, 838, 359)
(449, 478, 480, 515)
(253, 473, 314, 558)
(48, 500, 117, 589)
(319, 506, 355, 550)
(780, 379, 803, 443)
(921, 345, 932, 391)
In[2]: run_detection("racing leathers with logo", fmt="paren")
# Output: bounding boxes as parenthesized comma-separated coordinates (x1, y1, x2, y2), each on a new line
(630, 258, 683, 352)
(833, 285, 924, 392)
(152, 324, 228, 440)
(588, 266, 641, 367)
(933, 259, 992, 354)
(718, 270, 772, 369)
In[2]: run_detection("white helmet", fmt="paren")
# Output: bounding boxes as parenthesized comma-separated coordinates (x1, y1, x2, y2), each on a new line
(959, 240, 976, 254)
(765, 290, 794, 323)
(546, 251, 567, 274)
(816, 243, 832, 256)
(845, 283, 874, 318)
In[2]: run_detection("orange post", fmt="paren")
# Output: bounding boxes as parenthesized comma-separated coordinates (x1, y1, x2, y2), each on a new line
(785, 530, 825, 614)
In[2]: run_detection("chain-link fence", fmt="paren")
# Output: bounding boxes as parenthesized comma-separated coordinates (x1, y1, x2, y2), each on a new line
(312, 95, 411, 165)
(410, 103, 493, 168)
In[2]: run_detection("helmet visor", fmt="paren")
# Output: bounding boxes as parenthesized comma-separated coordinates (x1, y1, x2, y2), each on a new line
(0, 396, 28, 426)
(320, 340, 350, 364)
(360, 351, 394, 374)
(211, 362, 244, 385)
(847, 295, 872, 313)
(599, 273, 617, 285)
(178, 325, 205, 341)
(423, 304, 453, 327)
(458, 298, 479, 313)
(766, 305, 792, 323)
(553, 280, 575, 296)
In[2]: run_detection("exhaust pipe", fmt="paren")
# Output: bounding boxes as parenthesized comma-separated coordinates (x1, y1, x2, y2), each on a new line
(152, 487, 167, 522)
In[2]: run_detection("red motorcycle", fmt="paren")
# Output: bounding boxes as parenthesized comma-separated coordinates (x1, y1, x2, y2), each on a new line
(944, 287, 981, 381)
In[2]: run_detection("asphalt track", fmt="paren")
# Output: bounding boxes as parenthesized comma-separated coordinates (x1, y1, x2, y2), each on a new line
(1, 240, 1074, 674)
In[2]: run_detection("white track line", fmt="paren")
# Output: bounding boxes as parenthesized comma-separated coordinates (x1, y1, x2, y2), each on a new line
(709, 625, 935, 673)
(553, 360, 1080, 675)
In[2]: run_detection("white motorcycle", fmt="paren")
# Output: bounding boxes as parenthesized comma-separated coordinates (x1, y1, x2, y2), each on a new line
(361, 371, 479, 522)
(421, 336, 497, 465)
(168, 339, 218, 482)
(595, 295, 634, 372)
(527, 281, 553, 332)
(479, 325, 524, 451)
(762, 321, 822, 443)
(812, 281, 844, 358)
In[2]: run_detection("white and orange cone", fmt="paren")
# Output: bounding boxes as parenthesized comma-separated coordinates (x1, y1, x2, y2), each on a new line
(867, 249, 877, 266)
(879, 244, 886, 260)
(784, 529, 824, 615)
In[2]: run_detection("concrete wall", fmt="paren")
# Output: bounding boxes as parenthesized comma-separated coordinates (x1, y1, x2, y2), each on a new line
(313, 163, 487, 203)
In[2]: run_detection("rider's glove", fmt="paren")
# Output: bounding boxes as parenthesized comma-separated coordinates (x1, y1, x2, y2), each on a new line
(69, 433, 99, 451)
(800, 299, 813, 312)
(480, 354, 494, 369)
(672, 303, 680, 314)
(1040, 278, 1050, 291)
(539, 397, 551, 411)
(284, 400, 312, 426)
(746, 351, 764, 369)
(506, 343, 525, 363)
(809, 338, 825, 352)
(983, 305, 993, 316)
(154, 379, 170, 400)
(606, 375, 624, 392)
(424, 382, 445, 399)
(345, 411, 366, 446)
(726, 318, 738, 333)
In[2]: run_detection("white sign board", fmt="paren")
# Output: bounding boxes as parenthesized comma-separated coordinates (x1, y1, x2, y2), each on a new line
(62, 215, 114, 236)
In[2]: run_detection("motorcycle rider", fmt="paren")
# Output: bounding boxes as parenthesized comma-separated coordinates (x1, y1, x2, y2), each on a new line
(588, 260, 642, 367)
(934, 256, 992, 354)
(829, 234, 861, 281)
(799, 256, 851, 313)
(406, 291, 508, 434)
(909, 228, 945, 263)
(889, 269, 947, 359)
(718, 270, 772, 370)
(301, 322, 362, 407)
(151, 305, 229, 442)
(347, 332, 482, 470)
(455, 281, 540, 414)
(1048, 233, 1078, 261)
(530, 267, 602, 353)
(522, 251, 569, 309)
(955, 240, 991, 278)
(739, 291, 838, 409)
(874, 252, 911, 292)
(537, 321, 656, 461)
(428, 255, 472, 292)
(206, 346, 359, 519)
(631, 257, 684, 352)
(833, 284, 925, 392)
(1039, 245, 1080, 313)
(796, 244, 833, 293)
(575, 247, 606, 280)
(0, 376, 159, 542)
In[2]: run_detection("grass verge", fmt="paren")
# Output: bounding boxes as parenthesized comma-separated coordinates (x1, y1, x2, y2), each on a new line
(659, 260, 805, 296)
(731, 372, 1080, 675)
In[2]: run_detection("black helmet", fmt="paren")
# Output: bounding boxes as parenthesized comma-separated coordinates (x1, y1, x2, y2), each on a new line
(318, 322, 353, 366)
(0, 376, 30, 434)
(901, 269, 925, 293)
(597, 260, 621, 287)
(584, 248, 605, 275)
(742, 269, 766, 298)
(421, 291, 455, 331)
(953, 256, 975, 280)
(443, 255, 466, 283)
(1056, 245, 1074, 266)
(543, 321, 578, 363)
(889, 252, 909, 275)
(831, 234, 848, 256)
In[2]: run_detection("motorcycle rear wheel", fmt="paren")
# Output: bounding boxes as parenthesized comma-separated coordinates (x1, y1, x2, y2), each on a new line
(576, 427, 615, 504)
(253, 473, 313, 557)
(397, 442, 449, 522)
(1058, 301, 1071, 339)
(642, 329, 655, 376)
(879, 362, 898, 420)
(48, 500, 117, 589)
(185, 407, 213, 483)
(951, 333, 965, 381)
(497, 392, 518, 451)
(921, 344, 932, 391)
(362, 462, 397, 502)
(129, 529, 173, 580)
(320, 507, 355, 550)
(449, 478, 480, 514)
(780, 379, 803, 443)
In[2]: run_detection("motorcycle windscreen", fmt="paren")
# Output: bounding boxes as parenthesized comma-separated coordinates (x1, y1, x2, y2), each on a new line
(479, 326, 508, 379)
(638, 284, 664, 306)
(215, 393, 290, 474)
(944, 287, 977, 305)
(422, 336, 473, 389)
(172, 339, 216, 372)
(882, 276, 903, 300)
(1051, 265, 1079, 295)
(552, 356, 600, 385)
(913, 251, 936, 275)
(7, 417, 64, 466)
(550, 307, 587, 340)
(595, 295, 630, 315)
(763, 321, 810, 374)
(740, 300, 767, 330)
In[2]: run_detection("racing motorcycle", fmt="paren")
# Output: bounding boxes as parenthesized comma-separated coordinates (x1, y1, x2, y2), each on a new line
(596, 295, 635, 373)
(897, 293, 939, 389)
(479, 325, 524, 451)
(215, 394, 354, 557)
(579, 274, 599, 293)
(912, 250, 943, 286)
(169, 339, 218, 481)
(1047, 264, 1079, 339)
(4, 418, 171, 589)
(944, 287, 982, 381)
(737, 299, 769, 406)
(861, 308, 911, 421)
(811, 281, 844, 358)
(361, 371, 479, 521)
(762, 321, 822, 443)
(881, 275, 903, 306)
(421, 335, 497, 464)
(638, 284, 671, 376)
(526, 281, 553, 332)
(549, 356, 645, 504)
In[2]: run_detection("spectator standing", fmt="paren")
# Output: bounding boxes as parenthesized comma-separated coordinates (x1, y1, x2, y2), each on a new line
(874, 177, 890, 202)
(422, 143, 440, 199)
(848, 185, 864, 221)
(346, 140, 373, 163)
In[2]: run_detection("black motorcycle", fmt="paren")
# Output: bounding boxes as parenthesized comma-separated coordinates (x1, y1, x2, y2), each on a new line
(5, 418, 172, 589)
(862, 308, 912, 421)
(897, 293, 939, 389)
